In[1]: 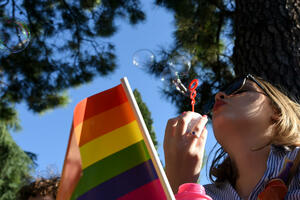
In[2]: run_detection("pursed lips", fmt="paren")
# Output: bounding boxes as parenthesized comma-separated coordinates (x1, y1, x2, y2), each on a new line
(213, 99, 227, 111)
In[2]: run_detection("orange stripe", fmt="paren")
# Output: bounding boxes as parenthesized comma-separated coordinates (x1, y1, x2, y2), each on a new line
(74, 101, 136, 146)
(73, 84, 128, 127)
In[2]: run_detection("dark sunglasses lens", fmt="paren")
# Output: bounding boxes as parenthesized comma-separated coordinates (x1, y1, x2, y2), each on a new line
(202, 77, 245, 114)
(223, 78, 244, 95)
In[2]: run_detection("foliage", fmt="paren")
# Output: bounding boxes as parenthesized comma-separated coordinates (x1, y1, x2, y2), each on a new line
(0, 0, 146, 122)
(0, 0, 299, 193)
(0, 0, 146, 196)
(0, 123, 33, 200)
(152, 0, 300, 114)
(133, 89, 158, 150)
(149, 0, 236, 114)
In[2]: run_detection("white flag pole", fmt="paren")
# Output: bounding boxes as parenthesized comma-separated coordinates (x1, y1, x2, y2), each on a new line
(121, 77, 175, 200)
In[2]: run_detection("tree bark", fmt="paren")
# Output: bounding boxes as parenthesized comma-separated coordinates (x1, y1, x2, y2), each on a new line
(233, 0, 300, 101)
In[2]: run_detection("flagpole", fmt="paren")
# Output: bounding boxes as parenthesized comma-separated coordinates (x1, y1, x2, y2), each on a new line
(121, 77, 175, 200)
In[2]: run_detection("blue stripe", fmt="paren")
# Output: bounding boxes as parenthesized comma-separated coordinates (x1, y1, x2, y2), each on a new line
(76, 159, 158, 200)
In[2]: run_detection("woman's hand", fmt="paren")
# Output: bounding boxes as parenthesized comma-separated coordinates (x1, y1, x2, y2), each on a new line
(164, 111, 208, 193)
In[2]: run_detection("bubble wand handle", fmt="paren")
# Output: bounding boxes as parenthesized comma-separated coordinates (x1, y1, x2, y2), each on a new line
(189, 79, 199, 112)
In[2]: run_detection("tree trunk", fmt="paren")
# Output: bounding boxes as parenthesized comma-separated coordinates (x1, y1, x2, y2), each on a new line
(233, 0, 300, 101)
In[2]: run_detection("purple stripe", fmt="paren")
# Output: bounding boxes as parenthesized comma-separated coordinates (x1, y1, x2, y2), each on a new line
(77, 159, 158, 200)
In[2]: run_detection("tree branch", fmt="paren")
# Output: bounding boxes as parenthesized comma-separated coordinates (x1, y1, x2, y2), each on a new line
(216, 12, 224, 66)
(61, 0, 82, 67)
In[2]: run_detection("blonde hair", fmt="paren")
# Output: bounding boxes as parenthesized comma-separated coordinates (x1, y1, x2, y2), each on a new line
(209, 75, 300, 186)
(257, 77, 300, 146)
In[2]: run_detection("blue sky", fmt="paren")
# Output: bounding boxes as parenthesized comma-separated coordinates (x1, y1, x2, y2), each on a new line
(11, 1, 218, 186)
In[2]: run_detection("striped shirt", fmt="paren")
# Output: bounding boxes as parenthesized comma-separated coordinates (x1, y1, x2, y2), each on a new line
(204, 145, 300, 200)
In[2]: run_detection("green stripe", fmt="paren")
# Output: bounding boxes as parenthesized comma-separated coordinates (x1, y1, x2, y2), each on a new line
(71, 140, 150, 197)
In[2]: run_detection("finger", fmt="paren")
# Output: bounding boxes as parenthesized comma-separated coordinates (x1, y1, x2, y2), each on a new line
(175, 111, 195, 137)
(196, 127, 208, 148)
(188, 126, 206, 145)
(164, 116, 180, 139)
(191, 115, 208, 138)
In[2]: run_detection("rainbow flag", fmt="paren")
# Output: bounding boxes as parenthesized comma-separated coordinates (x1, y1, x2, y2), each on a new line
(57, 78, 174, 200)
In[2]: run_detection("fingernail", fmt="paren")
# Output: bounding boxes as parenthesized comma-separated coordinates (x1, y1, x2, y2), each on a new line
(203, 115, 207, 118)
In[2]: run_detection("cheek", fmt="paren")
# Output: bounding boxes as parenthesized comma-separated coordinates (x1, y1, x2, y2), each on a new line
(212, 98, 273, 143)
(212, 104, 253, 124)
(219, 95, 266, 122)
(212, 96, 267, 140)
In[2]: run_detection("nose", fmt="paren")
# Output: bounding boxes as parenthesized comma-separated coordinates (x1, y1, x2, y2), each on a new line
(214, 91, 227, 102)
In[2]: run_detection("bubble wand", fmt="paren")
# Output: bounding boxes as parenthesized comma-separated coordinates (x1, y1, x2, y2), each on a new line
(188, 79, 199, 112)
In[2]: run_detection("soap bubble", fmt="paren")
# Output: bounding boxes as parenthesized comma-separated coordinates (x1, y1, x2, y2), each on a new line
(132, 49, 155, 69)
(160, 62, 202, 108)
(160, 64, 189, 95)
(172, 76, 188, 95)
(168, 55, 191, 79)
(160, 65, 171, 82)
(0, 18, 31, 53)
(158, 53, 195, 97)
(160, 55, 192, 94)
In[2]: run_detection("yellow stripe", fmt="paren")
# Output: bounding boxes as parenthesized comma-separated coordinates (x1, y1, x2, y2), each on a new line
(79, 120, 143, 169)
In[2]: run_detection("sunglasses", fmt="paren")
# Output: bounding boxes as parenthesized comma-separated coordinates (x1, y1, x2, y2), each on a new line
(202, 74, 269, 114)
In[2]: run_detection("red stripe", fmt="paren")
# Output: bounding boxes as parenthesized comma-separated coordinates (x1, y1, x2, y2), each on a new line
(117, 179, 167, 200)
(73, 84, 128, 127)
(75, 102, 136, 147)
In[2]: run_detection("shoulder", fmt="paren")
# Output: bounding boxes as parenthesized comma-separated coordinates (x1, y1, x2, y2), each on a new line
(289, 146, 300, 186)
(267, 145, 300, 171)
(280, 146, 300, 198)
(270, 145, 299, 158)
(267, 146, 300, 178)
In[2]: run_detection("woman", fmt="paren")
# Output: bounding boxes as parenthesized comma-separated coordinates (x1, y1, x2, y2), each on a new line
(164, 74, 300, 199)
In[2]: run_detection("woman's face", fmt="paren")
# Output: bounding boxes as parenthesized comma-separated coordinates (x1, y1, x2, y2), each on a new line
(212, 80, 275, 151)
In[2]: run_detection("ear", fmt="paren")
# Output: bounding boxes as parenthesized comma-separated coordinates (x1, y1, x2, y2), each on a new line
(270, 107, 280, 124)
(271, 115, 279, 124)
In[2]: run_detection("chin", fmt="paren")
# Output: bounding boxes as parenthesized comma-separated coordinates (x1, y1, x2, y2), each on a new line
(212, 114, 227, 136)
(212, 118, 236, 151)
